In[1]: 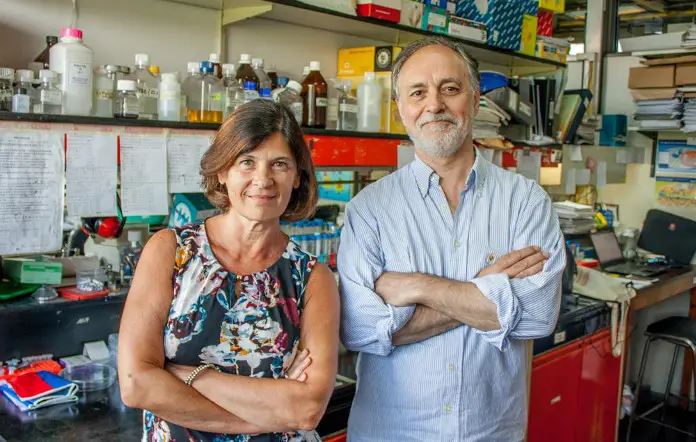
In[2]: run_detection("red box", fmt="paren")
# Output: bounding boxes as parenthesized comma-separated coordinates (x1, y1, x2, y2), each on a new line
(537, 9, 554, 37)
(306, 134, 399, 167)
(357, 0, 401, 23)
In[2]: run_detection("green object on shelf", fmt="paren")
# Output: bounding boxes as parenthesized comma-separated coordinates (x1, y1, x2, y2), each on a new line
(126, 215, 167, 227)
(2, 257, 63, 284)
(0, 280, 41, 300)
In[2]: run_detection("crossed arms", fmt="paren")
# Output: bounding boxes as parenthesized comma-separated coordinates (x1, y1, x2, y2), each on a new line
(338, 185, 566, 356)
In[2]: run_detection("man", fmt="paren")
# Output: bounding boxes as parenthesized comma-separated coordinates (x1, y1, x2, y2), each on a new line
(337, 37, 565, 441)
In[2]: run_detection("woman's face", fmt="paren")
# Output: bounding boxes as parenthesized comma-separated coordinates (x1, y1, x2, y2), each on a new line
(218, 132, 300, 223)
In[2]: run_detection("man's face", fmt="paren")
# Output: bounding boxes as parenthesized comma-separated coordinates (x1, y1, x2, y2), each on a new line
(395, 45, 480, 158)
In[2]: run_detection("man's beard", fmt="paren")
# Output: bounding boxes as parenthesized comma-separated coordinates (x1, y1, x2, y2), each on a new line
(407, 112, 470, 159)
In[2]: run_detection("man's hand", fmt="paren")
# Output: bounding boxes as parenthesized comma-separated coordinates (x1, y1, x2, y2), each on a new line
(478, 246, 549, 279)
(374, 272, 429, 307)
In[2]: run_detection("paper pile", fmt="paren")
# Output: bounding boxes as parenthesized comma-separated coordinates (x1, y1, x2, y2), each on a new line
(474, 97, 510, 140)
(633, 97, 683, 131)
(682, 24, 696, 48)
(553, 201, 595, 234)
(682, 98, 696, 132)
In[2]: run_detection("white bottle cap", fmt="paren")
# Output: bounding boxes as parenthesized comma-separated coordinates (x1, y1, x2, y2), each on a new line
(287, 80, 302, 94)
(0, 68, 14, 80)
(251, 58, 262, 67)
(240, 54, 251, 64)
(128, 230, 143, 242)
(309, 61, 321, 71)
(209, 53, 220, 63)
(187, 62, 199, 72)
(117, 79, 137, 91)
(135, 53, 150, 66)
(160, 73, 177, 83)
(266, 64, 277, 73)
(39, 69, 56, 80)
(15, 69, 34, 82)
(222, 63, 236, 76)
(302, 66, 310, 76)
(364, 71, 376, 81)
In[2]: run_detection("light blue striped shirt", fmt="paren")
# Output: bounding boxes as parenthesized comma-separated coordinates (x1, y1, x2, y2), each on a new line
(338, 152, 565, 442)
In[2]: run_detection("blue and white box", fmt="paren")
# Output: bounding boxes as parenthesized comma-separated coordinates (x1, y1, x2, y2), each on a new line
(455, 0, 524, 50)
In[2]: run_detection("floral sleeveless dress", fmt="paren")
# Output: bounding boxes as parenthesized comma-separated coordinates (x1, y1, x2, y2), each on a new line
(142, 222, 321, 442)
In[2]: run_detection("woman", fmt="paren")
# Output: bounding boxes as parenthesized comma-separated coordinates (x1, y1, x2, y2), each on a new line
(118, 100, 340, 442)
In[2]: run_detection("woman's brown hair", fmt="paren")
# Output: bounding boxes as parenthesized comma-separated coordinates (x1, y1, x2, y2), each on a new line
(200, 100, 318, 222)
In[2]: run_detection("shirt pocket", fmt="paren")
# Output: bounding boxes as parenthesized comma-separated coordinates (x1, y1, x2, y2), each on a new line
(381, 232, 417, 274)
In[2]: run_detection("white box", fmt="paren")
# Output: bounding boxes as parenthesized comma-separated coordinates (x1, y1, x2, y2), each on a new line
(448, 16, 487, 43)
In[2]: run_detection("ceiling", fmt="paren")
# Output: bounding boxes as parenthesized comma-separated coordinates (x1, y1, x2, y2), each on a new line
(557, 1, 696, 36)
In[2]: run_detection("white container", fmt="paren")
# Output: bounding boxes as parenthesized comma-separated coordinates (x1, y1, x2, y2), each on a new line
(158, 73, 181, 121)
(357, 71, 383, 132)
(49, 28, 93, 116)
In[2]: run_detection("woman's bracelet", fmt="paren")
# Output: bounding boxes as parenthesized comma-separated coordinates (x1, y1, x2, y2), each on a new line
(184, 363, 221, 387)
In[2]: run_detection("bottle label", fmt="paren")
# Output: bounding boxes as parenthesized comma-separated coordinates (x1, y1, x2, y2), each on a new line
(327, 98, 338, 121)
(243, 81, 258, 91)
(209, 92, 223, 111)
(12, 95, 30, 113)
(68, 62, 92, 87)
(95, 89, 113, 100)
(291, 102, 303, 123)
(244, 89, 260, 103)
(259, 88, 272, 99)
(339, 103, 358, 114)
(316, 97, 328, 107)
(41, 89, 62, 105)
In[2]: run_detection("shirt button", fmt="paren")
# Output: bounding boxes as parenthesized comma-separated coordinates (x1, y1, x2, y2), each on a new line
(448, 364, 456, 371)
(445, 404, 453, 413)
(454, 241, 461, 248)
(440, 204, 448, 210)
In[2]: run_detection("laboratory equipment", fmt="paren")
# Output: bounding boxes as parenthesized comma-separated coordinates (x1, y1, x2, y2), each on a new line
(337, 80, 358, 131)
(76, 268, 108, 292)
(158, 73, 181, 121)
(128, 53, 159, 120)
(222, 63, 244, 118)
(236, 54, 260, 102)
(94, 65, 130, 118)
(12, 70, 37, 113)
(0, 68, 13, 112)
(357, 71, 383, 132)
(266, 64, 278, 89)
(49, 28, 93, 116)
(273, 80, 303, 124)
(34, 36, 58, 70)
(209, 53, 222, 79)
(252, 58, 272, 99)
(34, 70, 62, 115)
(186, 62, 224, 123)
(113, 79, 139, 119)
(59, 363, 116, 392)
(120, 230, 144, 287)
(148, 65, 160, 77)
(301, 61, 328, 128)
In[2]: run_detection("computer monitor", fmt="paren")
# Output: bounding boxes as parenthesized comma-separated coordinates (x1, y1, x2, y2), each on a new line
(589, 230, 624, 266)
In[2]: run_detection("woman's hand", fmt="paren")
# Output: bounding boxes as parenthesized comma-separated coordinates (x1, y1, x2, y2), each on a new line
(285, 348, 312, 382)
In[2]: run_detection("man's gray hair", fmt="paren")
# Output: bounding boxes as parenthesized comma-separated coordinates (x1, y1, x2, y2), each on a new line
(391, 37, 480, 99)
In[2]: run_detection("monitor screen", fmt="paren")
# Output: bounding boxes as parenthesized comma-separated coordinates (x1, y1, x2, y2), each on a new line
(591, 231, 624, 264)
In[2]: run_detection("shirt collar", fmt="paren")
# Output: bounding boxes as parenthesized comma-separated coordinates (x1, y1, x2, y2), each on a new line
(410, 148, 487, 198)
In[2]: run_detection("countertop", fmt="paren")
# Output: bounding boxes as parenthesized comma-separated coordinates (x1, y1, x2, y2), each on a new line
(0, 353, 358, 442)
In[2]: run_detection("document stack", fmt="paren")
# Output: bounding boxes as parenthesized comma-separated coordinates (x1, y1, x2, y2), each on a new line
(634, 97, 682, 131)
(681, 24, 696, 48)
(473, 96, 510, 140)
(682, 98, 696, 133)
(553, 201, 595, 235)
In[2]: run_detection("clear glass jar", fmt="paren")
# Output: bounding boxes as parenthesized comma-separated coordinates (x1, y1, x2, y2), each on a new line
(94, 65, 130, 118)
(34, 69, 62, 115)
(113, 80, 139, 119)
(0, 68, 13, 112)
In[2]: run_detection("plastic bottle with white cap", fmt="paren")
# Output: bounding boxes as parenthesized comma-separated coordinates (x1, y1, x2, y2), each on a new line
(236, 54, 260, 102)
(252, 58, 272, 99)
(222, 63, 244, 118)
(0, 68, 13, 111)
(34, 70, 62, 115)
(209, 53, 222, 79)
(127, 53, 159, 119)
(357, 71, 383, 132)
(12, 70, 37, 113)
(113, 80, 139, 119)
(49, 28, 93, 116)
(272, 80, 304, 124)
(158, 73, 181, 121)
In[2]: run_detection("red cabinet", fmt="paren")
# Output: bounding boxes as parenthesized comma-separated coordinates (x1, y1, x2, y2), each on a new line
(528, 329, 621, 442)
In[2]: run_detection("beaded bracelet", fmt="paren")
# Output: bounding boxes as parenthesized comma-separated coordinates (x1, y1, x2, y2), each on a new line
(184, 363, 221, 387)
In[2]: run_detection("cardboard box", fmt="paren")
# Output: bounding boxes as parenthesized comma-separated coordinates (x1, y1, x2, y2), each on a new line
(400, 0, 424, 28)
(357, 0, 401, 22)
(3, 257, 62, 285)
(337, 46, 406, 134)
(628, 65, 675, 89)
(676, 62, 696, 86)
(455, 0, 524, 51)
(447, 16, 487, 42)
(537, 9, 553, 37)
(539, 0, 564, 13)
(422, 5, 448, 34)
(519, 14, 538, 56)
(426, 0, 447, 8)
(536, 36, 569, 63)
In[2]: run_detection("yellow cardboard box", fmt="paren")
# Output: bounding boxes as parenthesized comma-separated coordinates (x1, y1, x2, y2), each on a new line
(539, 0, 564, 13)
(519, 14, 538, 56)
(337, 46, 407, 134)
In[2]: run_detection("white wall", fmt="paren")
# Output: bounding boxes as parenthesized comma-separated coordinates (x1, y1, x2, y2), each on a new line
(0, 0, 221, 77)
(225, 17, 390, 82)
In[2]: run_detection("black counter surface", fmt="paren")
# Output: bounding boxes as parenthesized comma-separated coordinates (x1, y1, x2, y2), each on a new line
(0, 353, 358, 442)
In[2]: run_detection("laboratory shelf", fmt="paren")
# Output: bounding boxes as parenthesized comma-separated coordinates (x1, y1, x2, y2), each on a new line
(0, 112, 411, 141)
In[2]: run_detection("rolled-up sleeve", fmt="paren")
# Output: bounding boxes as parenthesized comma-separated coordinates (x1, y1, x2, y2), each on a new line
(470, 184, 565, 350)
(338, 199, 415, 356)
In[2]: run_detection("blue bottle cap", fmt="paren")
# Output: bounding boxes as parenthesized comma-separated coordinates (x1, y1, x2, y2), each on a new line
(200, 61, 214, 73)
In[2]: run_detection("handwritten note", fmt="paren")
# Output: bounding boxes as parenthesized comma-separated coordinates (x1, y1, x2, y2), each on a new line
(66, 133, 118, 217)
(0, 132, 64, 255)
(120, 134, 169, 216)
(167, 134, 212, 193)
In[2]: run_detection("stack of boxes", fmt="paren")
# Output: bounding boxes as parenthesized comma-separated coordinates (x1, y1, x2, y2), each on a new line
(535, 0, 569, 63)
(336, 46, 407, 135)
